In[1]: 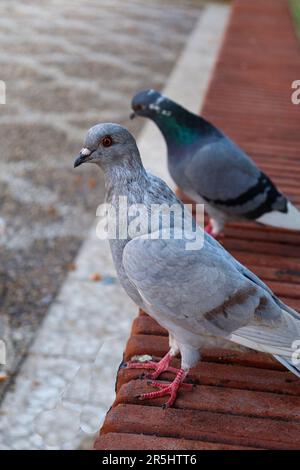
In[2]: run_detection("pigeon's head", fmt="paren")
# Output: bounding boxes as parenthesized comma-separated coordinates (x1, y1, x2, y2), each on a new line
(131, 89, 171, 119)
(74, 123, 138, 170)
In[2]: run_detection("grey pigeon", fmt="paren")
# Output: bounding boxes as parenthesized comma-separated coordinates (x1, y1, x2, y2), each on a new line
(74, 123, 300, 407)
(131, 89, 300, 236)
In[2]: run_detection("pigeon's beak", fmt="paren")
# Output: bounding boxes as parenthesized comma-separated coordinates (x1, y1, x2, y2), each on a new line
(74, 148, 93, 168)
(130, 111, 136, 120)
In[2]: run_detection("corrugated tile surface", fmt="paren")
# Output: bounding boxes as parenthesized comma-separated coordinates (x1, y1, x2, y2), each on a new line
(95, 0, 300, 450)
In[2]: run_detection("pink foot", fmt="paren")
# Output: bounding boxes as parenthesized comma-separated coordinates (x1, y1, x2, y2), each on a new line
(136, 369, 192, 408)
(123, 352, 179, 379)
(205, 221, 215, 237)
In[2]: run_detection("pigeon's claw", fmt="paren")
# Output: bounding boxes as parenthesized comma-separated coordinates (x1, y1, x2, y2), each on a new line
(148, 380, 194, 391)
(124, 352, 179, 379)
(137, 368, 190, 408)
(145, 352, 179, 379)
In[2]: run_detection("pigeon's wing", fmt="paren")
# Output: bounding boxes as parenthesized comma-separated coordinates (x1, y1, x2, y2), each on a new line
(204, 232, 275, 296)
(123, 236, 300, 358)
(184, 137, 287, 220)
(122, 236, 285, 341)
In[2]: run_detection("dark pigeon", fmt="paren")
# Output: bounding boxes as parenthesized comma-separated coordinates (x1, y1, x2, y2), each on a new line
(131, 89, 300, 235)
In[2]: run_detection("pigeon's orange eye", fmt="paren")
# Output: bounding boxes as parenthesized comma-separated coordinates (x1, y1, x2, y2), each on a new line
(101, 135, 113, 147)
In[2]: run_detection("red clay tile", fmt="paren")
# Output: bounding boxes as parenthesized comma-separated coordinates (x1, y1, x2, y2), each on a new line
(118, 356, 300, 396)
(94, 433, 257, 450)
(115, 380, 300, 421)
(101, 404, 300, 450)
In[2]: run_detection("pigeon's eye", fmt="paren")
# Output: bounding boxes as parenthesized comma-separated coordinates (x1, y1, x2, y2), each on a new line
(101, 135, 113, 147)
(134, 104, 144, 111)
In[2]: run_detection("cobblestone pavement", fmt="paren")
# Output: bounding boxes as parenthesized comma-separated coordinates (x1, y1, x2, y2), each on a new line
(0, 0, 202, 397)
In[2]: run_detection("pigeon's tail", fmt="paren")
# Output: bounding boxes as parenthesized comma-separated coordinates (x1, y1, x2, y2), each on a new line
(273, 355, 300, 378)
(229, 305, 300, 377)
(256, 201, 300, 231)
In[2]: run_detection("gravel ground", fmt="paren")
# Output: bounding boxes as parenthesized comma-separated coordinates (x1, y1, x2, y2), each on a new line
(0, 0, 202, 397)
